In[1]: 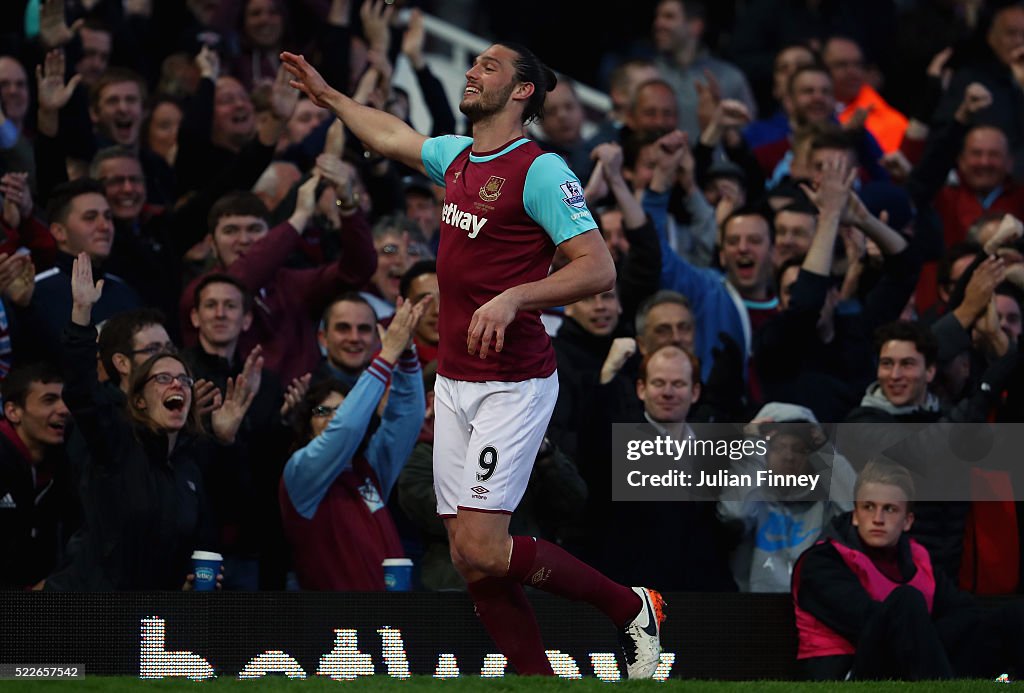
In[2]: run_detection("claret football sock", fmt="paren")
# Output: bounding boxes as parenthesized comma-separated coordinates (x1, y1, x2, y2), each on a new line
(467, 575, 554, 676)
(507, 535, 642, 628)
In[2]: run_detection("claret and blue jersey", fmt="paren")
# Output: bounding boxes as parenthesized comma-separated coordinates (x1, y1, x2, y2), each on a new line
(420, 135, 597, 383)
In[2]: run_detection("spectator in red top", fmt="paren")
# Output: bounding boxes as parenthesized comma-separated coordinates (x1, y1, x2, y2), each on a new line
(907, 82, 1024, 310)
(0, 173, 56, 269)
(179, 172, 376, 384)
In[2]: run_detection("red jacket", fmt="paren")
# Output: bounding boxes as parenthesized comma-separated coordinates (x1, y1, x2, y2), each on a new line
(915, 180, 1024, 311)
(180, 214, 376, 383)
(280, 457, 405, 591)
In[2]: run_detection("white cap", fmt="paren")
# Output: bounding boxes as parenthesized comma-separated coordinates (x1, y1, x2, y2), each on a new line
(191, 551, 223, 561)
(381, 558, 413, 567)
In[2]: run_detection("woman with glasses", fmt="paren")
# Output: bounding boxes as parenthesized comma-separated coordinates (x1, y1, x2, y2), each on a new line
(44, 254, 256, 591)
(280, 296, 428, 590)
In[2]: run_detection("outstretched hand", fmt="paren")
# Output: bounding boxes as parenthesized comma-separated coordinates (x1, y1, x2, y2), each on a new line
(280, 52, 335, 110)
(36, 49, 81, 114)
(39, 0, 83, 49)
(70, 252, 103, 325)
(800, 153, 857, 217)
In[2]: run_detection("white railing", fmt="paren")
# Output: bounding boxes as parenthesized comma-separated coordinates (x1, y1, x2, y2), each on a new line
(417, 13, 612, 115)
(392, 11, 610, 135)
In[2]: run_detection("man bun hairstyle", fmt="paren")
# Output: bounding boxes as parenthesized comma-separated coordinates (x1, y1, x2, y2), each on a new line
(496, 42, 557, 125)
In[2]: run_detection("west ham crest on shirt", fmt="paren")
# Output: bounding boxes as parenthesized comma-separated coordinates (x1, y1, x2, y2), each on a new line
(479, 175, 505, 202)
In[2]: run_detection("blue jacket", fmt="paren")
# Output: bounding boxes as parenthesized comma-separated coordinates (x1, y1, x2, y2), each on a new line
(643, 189, 747, 382)
(283, 351, 425, 520)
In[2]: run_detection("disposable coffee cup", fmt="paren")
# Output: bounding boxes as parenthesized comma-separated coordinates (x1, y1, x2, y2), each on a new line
(191, 551, 222, 592)
(382, 558, 413, 591)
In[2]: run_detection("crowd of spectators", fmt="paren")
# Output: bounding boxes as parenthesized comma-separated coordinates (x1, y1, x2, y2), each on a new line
(1, 0, 1024, 609)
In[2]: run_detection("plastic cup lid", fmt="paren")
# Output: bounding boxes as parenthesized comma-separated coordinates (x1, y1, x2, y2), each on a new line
(191, 550, 223, 561)
(381, 558, 413, 567)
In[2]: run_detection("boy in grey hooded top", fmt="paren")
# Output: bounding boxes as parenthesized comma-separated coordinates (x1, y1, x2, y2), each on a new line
(717, 402, 856, 592)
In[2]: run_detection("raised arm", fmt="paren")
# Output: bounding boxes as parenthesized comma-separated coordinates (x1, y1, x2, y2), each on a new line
(281, 51, 428, 173)
(364, 299, 430, 498)
(800, 152, 854, 276)
(60, 253, 119, 467)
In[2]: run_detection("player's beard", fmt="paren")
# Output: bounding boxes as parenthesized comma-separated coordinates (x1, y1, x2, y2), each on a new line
(459, 81, 516, 123)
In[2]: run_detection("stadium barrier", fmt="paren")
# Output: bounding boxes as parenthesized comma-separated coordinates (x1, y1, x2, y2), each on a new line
(0, 592, 799, 680)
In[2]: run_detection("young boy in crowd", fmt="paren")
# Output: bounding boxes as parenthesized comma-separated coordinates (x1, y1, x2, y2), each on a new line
(792, 461, 1024, 680)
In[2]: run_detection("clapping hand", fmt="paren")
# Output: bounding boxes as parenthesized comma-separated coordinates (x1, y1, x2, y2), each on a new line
(280, 373, 312, 422)
(0, 252, 35, 307)
(193, 378, 222, 418)
(288, 172, 322, 232)
(240, 345, 264, 401)
(381, 295, 431, 362)
(1, 173, 33, 228)
(211, 372, 258, 444)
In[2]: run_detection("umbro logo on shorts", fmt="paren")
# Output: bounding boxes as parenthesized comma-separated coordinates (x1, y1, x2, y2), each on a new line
(470, 486, 489, 495)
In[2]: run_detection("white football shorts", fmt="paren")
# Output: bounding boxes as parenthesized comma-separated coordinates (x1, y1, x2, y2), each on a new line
(432, 372, 558, 516)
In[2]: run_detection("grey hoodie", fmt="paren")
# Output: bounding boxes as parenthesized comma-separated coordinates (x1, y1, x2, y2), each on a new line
(858, 382, 941, 417)
(717, 403, 856, 592)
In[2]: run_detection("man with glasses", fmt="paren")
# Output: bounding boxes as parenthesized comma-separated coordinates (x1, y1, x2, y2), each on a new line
(97, 307, 175, 395)
(362, 215, 423, 320)
(823, 36, 907, 155)
(87, 143, 283, 328)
